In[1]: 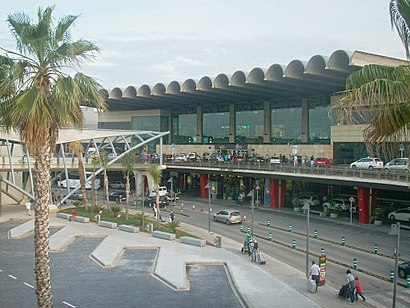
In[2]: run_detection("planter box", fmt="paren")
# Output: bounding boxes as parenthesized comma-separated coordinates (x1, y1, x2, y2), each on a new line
(374, 220, 383, 226)
(330, 213, 339, 218)
(293, 208, 300, 212)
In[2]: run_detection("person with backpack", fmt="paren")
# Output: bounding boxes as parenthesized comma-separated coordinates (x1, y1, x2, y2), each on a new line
(354, 277, 365, 302)
(346, 269, 356, 304)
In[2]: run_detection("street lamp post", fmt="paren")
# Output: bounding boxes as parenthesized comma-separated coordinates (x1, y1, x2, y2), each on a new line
(349, 196, 355, 224)
(389, 222, 401, 308)
(205, 178, 211, 233)
(302, 200, 310, 277)
(247, 189, 255, 235)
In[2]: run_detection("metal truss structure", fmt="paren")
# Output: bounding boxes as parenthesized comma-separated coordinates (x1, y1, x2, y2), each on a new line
(0, 129, 169, 206)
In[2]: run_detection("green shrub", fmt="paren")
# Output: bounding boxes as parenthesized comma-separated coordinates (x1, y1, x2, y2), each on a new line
(374, 207, 384, 220)
(292, 197, 301, 209)
(110, 205, 122, 217)
(72, 200, 82, 208)
(93, 204, 104, 212)
(166, 220, 181, 234)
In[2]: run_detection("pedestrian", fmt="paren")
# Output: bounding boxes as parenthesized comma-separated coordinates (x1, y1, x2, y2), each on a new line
(71, 209, 77, 222)
(170, 210, 175, 222)
(354, 277, 365, 302)
(251, 239, 258, 262)
(346, 269, 356, 304)
(248, 239, 255, 258)
(153, 205, 157, 218)
(25, 200, 31, 216)
(308, 261, 320, 292)
(51, 192, 57, 204)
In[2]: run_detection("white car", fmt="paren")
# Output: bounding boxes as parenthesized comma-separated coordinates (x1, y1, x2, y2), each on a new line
(384, 158, 409, 173)
(322, 198, 356, 213)
(388, 208, 410, 222)
(213, 209, 243, 224)
(297, 194, 320, 206)
(269, 156, 281, 164)
(174, 153, 187, 162)
(350, 157, 384, 170)
(111, 181, 125, 189)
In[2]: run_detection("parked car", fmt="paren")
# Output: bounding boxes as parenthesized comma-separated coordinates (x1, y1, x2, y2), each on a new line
(296, 194, 321, 206)
(165, 154, 174, 161)
(269, 156, 281, 164)
(146, 196, 169, 208)
(384, 158, 409, 173)
(248, 156, 265, 163)
(174, 153, 187, 162)
(322, 198, 356, 213)
(210, 153, 224, 162)
(110, 181, 125, 189)
(107, 153, 116, 160)
(388, 208, 410, 222)
(108, 191, 126, 202)
(314, 157, 332, 167)
(234, 156, 245, 163)
(398, 261, 410, 278)
(350, 157, 384, 170)
(188, 152, 199, 161)
(68, 191, 83, 200)
(213, 209, 243, 224)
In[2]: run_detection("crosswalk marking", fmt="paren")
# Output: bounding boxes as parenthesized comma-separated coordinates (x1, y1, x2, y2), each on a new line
(8, 275, 17, 279)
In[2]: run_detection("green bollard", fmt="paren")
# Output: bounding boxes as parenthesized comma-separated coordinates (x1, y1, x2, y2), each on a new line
(390, 270, 395, 283)
(292, 239, 296, 249)
(407, 276, 410, 288)
(342, 236, 346, 246)
(269, 232, 273, 241)
(267, 219, 271, 227)
(374, 244, 378, 255)
(240, 225, 244, 232)
(314, 229, 317, 238)
(321, 248, 325, 256)
(180, 208, 184, 215)
(247, 225, 251, 233)
(353, 257, 357, 270)
(288, 224, 292, 232)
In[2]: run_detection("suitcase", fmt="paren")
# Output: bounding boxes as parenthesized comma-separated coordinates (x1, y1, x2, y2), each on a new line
(338, 285, 349, 299)
(257, 252, 266, 265)
(307, 278, 317, 293)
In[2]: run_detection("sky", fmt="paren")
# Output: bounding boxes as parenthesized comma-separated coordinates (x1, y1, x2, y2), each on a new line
(0, 0, 407, 91)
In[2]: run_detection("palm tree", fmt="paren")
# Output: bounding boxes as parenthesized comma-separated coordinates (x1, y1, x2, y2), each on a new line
(148, 165, 163, 229)
(99, 150, 110, 209)
(335, 0, 410, 157)
(69, 141, 88, 210)
(0, 7, 106, 307)
(122, 151, 135, 220)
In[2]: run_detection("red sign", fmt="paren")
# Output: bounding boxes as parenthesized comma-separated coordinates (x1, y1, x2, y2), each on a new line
(318, 255, 326, 286)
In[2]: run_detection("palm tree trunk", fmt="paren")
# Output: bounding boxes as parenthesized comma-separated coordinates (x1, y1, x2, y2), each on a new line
(78, 155, 88, 210)
(33, 147, 52, 307)
(104, 170, 109, 209)
(125, 174, 129, 220)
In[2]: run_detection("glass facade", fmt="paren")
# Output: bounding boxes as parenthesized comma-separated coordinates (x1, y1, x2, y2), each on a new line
(131, 115, 169, 150)
(271, 107, 301, 144)
(236, 110, 264, 144)
(203, 112, 229, 144)
(308, 106, 332, 144)
(172, 113, 197, 143)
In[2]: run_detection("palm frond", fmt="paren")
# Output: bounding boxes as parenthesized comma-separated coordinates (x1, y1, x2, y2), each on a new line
(390, 0, 410, 59)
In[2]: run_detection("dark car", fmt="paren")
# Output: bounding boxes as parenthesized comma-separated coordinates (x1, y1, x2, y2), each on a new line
(109, 191, 126, 202)
(398, 262, 410, 278)
(144, 196, 169, 208)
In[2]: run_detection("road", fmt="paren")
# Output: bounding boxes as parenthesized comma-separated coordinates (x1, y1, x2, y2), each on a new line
(157, 195, 410, 306)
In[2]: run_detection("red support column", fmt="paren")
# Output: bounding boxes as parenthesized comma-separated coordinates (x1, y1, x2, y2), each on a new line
(269, 179, 285, 208)
(200, 174, 209, 199)
(357, 187, 377, 224)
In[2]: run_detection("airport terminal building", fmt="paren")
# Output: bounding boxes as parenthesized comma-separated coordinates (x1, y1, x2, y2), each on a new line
(98, 50, 405, 163)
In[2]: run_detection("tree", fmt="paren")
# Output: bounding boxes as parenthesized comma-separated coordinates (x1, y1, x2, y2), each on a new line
(91, 154, 100, 219)
(335, 0, 410, 157)
(0, 6, 106, 307)
(148, 165, 163, 229)
(99, 149, 110, 209)
(69, 141, 88, 210)
(122, 151, 135, 221)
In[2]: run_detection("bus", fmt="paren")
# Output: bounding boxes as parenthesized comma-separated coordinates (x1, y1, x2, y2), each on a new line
(57, 172, 100, 190)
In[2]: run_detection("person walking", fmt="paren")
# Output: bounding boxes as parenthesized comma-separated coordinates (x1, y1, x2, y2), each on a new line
(71, 209, 77, 222)
(308, 261, 320, 292)
(346, 269, 356, 304)
(170, 210, 175, 222)
(354, 277, 365, 302)
(25, 200, 31, 216)
(251, 239, 258, 262)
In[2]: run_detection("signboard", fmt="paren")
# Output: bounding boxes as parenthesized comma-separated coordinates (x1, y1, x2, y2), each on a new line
(318, 255, 326, 286)
(292, 145, 298, 155)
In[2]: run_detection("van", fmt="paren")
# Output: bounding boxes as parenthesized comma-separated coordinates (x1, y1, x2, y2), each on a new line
(149, 186, 168, 197)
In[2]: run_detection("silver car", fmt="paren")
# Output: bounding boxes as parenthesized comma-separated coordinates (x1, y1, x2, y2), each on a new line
(350, 157, 384, 170)
(213, 209, 243, 224)
(384, 158, 409, 173)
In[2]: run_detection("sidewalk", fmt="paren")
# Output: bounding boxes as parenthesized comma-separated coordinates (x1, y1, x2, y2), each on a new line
(1, 202, 367, 307)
